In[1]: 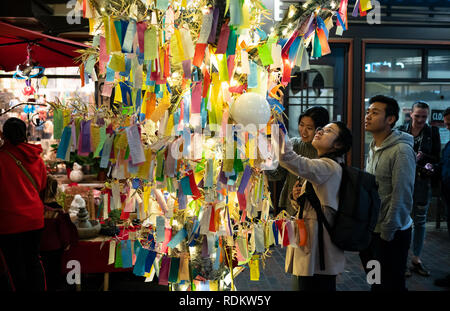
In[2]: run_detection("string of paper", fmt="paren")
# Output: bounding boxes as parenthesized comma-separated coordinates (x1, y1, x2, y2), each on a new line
(54, 0, 372, 290)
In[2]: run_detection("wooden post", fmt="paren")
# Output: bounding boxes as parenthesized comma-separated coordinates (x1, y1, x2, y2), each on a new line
(103, 272, 109, 292)
(103, 272, 109, 291)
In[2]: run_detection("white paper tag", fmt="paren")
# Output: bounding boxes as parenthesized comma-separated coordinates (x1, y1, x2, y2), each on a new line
(270, 44, 282, 69)
(241, 50, 250, 74)
(126, 125, 146, 165)
(180, 26, 195, 60)
(108, 240, 116, 265)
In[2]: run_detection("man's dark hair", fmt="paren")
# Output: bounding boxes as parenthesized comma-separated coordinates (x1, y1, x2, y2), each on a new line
(298, 106, 330, 129)
(412, 101, 430, 111)
(2, 117, 27, 145)
(369, 95, 399, 128)
(444, 107, 450, 117)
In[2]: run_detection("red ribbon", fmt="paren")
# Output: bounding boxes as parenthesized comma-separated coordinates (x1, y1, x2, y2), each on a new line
(215, 21, 230, 54)
(281, 58, 292, 85)
(339, 0, 349, 30)
(237, 192, 246, 211)
(193, 43, 207, 67)
(209, 205, 216, 232)
(316, 28, 331, 56)
(187, 170, 201, 200)
(202, 69, 211, 98)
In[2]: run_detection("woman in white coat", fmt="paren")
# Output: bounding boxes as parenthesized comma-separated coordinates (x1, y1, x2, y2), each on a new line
(279, 121, 352, 291)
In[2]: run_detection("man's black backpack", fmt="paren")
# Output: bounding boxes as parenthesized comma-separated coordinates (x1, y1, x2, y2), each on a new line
(297, 164, 381, 270)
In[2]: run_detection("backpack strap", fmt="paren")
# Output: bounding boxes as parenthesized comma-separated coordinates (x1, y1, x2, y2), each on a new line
(2, 149, 39, 192)
(296, 192, 307, 220)
(298, 182, 332, 271)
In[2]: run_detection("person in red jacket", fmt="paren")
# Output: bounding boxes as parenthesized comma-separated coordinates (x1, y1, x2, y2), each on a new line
(0, 117, 47, 291)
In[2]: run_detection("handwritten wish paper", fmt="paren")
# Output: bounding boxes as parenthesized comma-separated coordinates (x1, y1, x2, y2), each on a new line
(126, 124, 146, 165)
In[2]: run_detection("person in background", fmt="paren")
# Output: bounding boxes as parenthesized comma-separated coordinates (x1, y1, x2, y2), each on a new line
(279, 121, 352, 291)
(361, 95, 416, 291)
(434, 107, 450, 288)
(398, 101, 441, 277)
(267, 106, 329, 216)
(0, 117, 47, 291)
(40, 176, 69, 291)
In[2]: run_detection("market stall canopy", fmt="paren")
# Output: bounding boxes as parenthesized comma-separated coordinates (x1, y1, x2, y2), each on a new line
(0, 21, 89, 72)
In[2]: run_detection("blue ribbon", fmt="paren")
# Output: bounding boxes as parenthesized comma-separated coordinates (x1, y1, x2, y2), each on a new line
(316, 16, 329, 38)
(132, 245, 148, 276)
(56, 126, 71, 159)
(336, 12, 347, 31)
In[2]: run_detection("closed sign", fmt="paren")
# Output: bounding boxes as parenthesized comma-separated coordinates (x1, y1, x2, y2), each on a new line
(431, 109, 444, 127)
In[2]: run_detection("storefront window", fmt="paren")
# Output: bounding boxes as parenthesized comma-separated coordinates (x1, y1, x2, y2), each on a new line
(0, 67, 95, 145)
(363, 45, 450, 167)
(428, 49, 450, 79)
(364, 82, 450, 165)
(365, 48, 422, 79)
(0, 67, 93, 103)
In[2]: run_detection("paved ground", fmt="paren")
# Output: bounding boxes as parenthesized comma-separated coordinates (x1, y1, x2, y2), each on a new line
(60, 224, 449, 291)
(234, 224, 450, 291)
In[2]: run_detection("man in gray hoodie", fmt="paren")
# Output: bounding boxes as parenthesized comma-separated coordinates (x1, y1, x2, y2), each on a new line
(361, 95, 416, 291)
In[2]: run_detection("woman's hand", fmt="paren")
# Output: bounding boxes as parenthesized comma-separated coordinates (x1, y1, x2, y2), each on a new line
(292, 180, 302, 200)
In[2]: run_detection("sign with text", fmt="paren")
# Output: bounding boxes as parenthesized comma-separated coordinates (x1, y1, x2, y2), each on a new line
(431, 109, 445, 127)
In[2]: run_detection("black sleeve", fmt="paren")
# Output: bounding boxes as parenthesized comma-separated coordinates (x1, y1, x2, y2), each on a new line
(431, 126, 441, 164)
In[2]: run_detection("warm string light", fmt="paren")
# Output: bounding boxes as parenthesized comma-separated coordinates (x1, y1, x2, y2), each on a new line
(288, 6, 296, 18)
(73, 0, 305, 290)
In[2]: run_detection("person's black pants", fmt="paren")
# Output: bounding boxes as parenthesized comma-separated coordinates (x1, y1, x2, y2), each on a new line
(293, 274, 336, 291)
(0, 229, 45, 291)
(360, 228, 412, 291)
(40, 249, 64, 291)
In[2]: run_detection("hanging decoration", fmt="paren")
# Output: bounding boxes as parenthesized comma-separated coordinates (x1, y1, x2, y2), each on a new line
(13, 43, 45, 97)
(51, 0, 372, 291)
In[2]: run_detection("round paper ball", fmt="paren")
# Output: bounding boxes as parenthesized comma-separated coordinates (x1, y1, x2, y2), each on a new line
(230, 92, 271, 126)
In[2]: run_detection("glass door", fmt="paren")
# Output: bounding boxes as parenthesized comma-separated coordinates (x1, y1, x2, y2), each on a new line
(285, 44, 348, 137)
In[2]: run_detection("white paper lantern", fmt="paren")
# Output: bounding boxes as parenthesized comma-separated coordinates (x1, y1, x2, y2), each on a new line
(230, 92, 271, 127)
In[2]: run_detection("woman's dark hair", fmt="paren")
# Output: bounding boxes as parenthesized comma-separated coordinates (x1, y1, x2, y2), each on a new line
(44, 175, 58, 203)
(2, 117, 27, 145)
(321, 121, 352, 159)
(298, 106, 330, 129)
